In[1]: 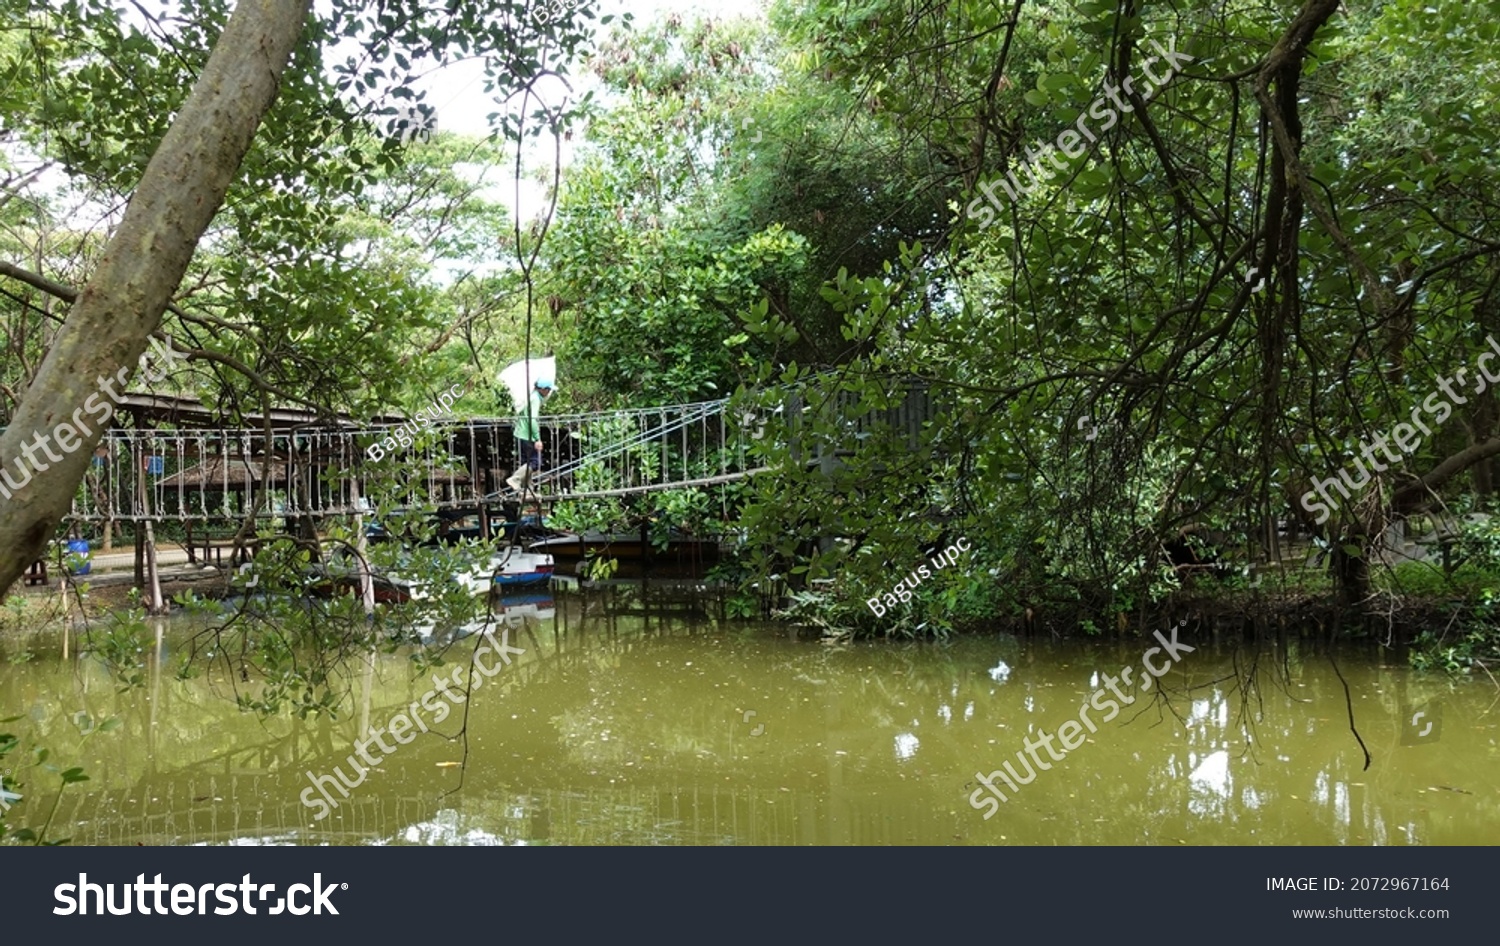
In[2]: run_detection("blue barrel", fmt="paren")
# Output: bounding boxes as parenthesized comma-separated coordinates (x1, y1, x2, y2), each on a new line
(66, 539, 91, 575)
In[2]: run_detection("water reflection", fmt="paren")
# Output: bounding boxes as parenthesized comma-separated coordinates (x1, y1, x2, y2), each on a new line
(0, 583, 1495, 845)
(1187, 749, 1230, 818)
(893, 732, 919, 761)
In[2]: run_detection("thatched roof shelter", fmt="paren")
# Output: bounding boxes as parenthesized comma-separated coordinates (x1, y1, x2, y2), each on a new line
(159, 455, 290, 491)
(159, 455, 473, 491)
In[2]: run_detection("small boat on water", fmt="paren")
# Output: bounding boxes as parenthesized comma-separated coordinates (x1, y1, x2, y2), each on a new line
(452, 548, 555, 594)
(491, 555, 555, 588)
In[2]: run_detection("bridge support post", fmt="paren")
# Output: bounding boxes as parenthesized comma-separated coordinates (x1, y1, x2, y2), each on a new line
(351, 478, 375, 618)
(143, 522, 165, 615)
(135, 432, 165, 614)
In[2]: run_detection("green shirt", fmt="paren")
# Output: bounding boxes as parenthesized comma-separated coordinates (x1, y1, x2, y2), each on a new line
(515, 388, 544, 443)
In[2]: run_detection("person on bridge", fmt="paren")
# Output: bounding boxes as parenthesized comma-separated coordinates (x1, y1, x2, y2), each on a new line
(506, 377, 554, 494)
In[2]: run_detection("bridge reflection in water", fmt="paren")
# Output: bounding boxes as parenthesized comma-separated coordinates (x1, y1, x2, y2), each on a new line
(40, 584, 970, 847)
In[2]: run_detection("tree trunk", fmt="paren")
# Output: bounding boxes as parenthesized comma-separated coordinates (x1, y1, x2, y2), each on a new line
(0, 0, 309, 597)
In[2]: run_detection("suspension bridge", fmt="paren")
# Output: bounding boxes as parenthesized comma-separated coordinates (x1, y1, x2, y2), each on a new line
(59, 396, 765, 524)
(7, 377, 937, 587)
(49, 378, 934, 525)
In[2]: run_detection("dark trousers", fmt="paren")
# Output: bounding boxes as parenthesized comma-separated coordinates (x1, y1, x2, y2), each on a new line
(519, 441, 542, 471)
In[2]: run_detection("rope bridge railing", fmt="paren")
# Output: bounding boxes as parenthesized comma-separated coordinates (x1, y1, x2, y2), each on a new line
(9, 377, 934, 525)
(35, 398, 769, 524)
(528, 399, 764, 501)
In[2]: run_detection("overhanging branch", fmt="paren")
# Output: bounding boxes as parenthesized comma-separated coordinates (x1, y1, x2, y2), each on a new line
(1394, 436, 1500, 509)
(0, 259, 310, 408)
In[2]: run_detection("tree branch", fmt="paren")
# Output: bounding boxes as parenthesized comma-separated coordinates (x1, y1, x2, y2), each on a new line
(1394, 436, 1500, 508)
(0, 260, 296, 405)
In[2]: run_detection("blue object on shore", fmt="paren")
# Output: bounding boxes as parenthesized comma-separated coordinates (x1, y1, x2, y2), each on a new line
(492, 569, 552, 587)
(66, 539, 91, 575)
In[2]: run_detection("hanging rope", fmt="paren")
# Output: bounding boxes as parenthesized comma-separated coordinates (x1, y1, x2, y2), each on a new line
(62, 398, 763, 523)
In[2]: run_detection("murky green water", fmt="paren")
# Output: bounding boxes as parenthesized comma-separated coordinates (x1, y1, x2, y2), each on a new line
(2, 585, 1496, 845)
